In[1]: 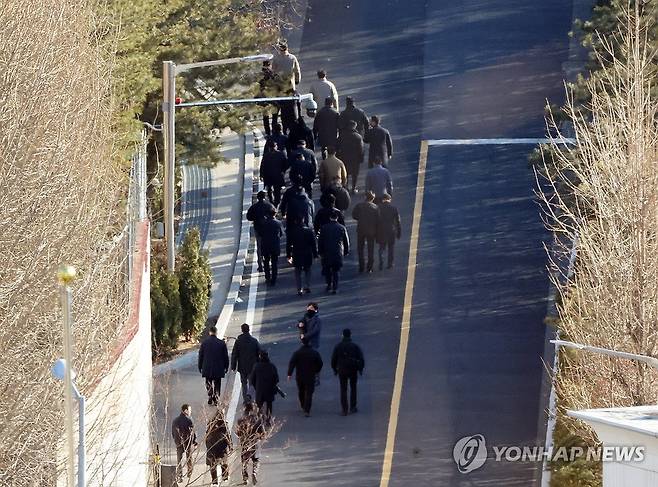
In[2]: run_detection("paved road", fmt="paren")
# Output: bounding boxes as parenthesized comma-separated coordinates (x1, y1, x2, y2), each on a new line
(250, 1, 574, 486)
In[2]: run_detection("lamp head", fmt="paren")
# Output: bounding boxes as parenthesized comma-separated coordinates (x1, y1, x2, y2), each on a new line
(56, 264, 77, 285)
(51, 359, 77, 381)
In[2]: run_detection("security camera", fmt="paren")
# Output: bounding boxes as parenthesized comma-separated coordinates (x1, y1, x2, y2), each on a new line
(304, 97, 318, 118)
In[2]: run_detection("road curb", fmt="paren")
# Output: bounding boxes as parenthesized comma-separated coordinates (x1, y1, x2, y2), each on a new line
(153, 129, 256, 377)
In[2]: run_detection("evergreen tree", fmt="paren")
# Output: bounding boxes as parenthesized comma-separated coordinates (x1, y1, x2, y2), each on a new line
(177, 227, 212, 340)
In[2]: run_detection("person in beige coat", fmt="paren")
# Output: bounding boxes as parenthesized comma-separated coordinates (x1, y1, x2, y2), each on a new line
(319, 146, 347, 191)
(272, 40, 301, 93)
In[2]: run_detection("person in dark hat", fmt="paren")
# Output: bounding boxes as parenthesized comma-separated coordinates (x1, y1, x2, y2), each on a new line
(287, 336, 323, 417)
(331, 328, 365, 415)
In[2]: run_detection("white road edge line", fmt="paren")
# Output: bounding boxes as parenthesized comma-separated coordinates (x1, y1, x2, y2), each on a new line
(426, 137, 576, 145)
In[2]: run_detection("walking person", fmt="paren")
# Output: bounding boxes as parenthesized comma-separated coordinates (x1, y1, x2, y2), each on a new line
(272, 39, 301, 93)
(310, 69, 339, 111)
(377, 193, 401, 269)
(364, 115, 393, 168)
(331, 328, 365, 416)
(286, 219, 318, 296)
(266, 122, 288, 157)
(337, 119, 365, 194)
(286, 116, 315, 153)
(317, 211, 350, 294)
(352, 191, 379, 273)
(258, 207, 283, 285)
(318, 146, 347, 191)
(314, 193, 345, 237)
(260, 140, 288, 207)
(257, 60, 280, 137)
(365, 158, 393, 204)
(280, 176, 314, 235)
(172, 404, 197, 483)
(247, 191, 276, 272)
(249, 350, 280, 417)
(205, 409, 232, 485)
(288, 337, 324, 417)
(313, 97, 340, 156)
(236, 401, 265, 485)
(231, 323, 261, 403)
(297, 302, 322, 350)
(322, 178, 351, 212)
(198, 326, 229, 406)
(339, 96, 369, 136)
(288, 149, 316, 199)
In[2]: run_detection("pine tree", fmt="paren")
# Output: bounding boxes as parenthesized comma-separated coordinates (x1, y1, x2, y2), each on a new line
(177, 227, 212, 340)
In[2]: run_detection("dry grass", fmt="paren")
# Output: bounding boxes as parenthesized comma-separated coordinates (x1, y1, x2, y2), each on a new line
(539, 7, 658, 442)
(0, 1, 128, 484)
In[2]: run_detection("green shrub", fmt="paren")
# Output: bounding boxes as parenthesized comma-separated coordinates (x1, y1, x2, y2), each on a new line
(150, 259, 182, 357)
(177, 227, 212, 340)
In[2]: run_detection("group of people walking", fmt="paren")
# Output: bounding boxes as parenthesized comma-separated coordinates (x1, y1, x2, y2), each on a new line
(171, 39, 399, 486)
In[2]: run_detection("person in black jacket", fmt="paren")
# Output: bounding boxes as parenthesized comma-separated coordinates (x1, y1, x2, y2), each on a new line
(286, 117, 315, 154)
(314, 193, 345, 237)
(249, 349, 280, 417)
(266, 122, 288, 157)
(205, 408, 232, 484)
(322, 179, 351, 212)
(247, 191, 276, 272)
(287, 219, 318, 296)
(236, 401, 265, 485)
(318, 211, 350, 294)
(364, 115, 393, 168)
(258, 207, 284, 285)
(198, 326, 229, 406)
(339, 96, 369, 137)
(231, 323, 261, 402)
(352, 191, 380, 273)
(280, 178, 314, 230)
(259, 140, 288, 207)
(313, 97, 340, 156)
(172, 404, 197, 482)
(337, 119, 365, 194)
(288, 150, 316, 199)
(377, 193, 402, 269)
(287, 337, 324, 417)
(331, 328, 365, 415)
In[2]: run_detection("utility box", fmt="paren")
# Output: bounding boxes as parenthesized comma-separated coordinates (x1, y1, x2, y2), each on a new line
(159, 464, 178, 487)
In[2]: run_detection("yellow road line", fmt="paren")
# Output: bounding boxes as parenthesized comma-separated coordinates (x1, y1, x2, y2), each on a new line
(379, 140, 429, 487)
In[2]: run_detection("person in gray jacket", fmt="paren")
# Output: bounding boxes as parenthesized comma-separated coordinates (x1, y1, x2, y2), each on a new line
(365, 158, 393, 204)
(364, 115, 393, 168)
(318, 211, 350, 293)
(231, 323, 261, 402)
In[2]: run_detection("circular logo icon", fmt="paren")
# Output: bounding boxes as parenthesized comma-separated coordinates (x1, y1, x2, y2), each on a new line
(453, 434, 487, 474)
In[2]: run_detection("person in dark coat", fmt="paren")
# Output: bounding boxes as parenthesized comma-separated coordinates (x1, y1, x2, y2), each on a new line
(365, 158, 393, 204)
(314, 193, 345, 237)
(339, 96, 369, 137)
(287, 337, 324, 417)
(236, 401, 265, 485)
(377, 193, 402, 269)
(259, 140, 288, 207)
(337, 119, 365, 194)
(313, 97, 340, 155)
(364, 115, 393, 168)
(172, 404, 197, 482)
(205, 409, 232, 484)
(317, 212, 350, 293)
(247, 191, 276, 272)
(352, 191, 380, 273)
(266, 122, 288, 157)
(280, 178, 314, 230)
(249, 349, 280, 417)
(286, 116, 315, 154)
(288, 149, 316, 199)
(258, 207, 284, 285)
(231, 323, 261, 402)
(331, 328, 365, 415)
(287, 220, 318, 296)
(279, 87, 299, 134)
(198, 326, 229, 405)
(322, 179, 351, 212)
(297, 302, 322, 350)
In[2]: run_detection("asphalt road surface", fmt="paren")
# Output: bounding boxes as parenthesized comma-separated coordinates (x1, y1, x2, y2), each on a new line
(251, 1, 575, 485)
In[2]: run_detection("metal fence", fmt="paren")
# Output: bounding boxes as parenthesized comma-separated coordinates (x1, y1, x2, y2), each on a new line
(126, 130, 149, 284)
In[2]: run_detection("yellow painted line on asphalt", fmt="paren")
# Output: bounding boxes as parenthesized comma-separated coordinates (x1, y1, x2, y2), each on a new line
(379, 140, 429, 487)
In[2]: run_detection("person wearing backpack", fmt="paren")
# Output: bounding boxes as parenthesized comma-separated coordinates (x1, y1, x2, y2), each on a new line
(331, 328, 365, 416)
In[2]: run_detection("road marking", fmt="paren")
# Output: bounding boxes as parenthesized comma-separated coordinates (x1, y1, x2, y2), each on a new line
(426, 137, 575, 146)
(379, 140, 429, 487)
